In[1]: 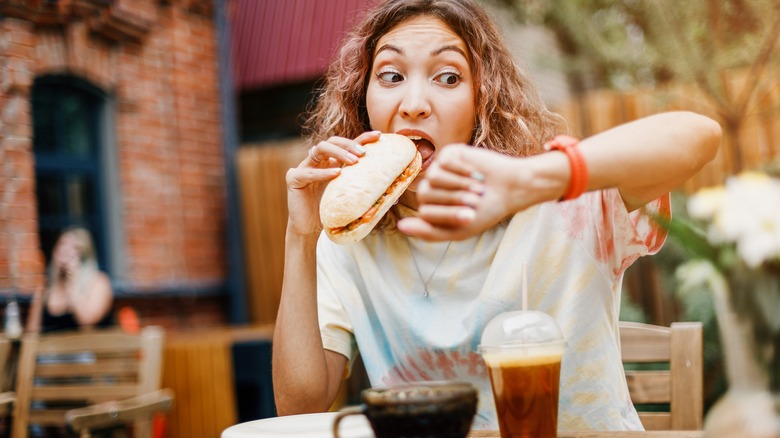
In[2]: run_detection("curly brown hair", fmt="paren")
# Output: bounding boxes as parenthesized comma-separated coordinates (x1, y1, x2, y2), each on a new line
(304, 0, 565, 157)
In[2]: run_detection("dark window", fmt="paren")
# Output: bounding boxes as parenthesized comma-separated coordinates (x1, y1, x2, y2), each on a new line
(32, 76, 109, 270)
(239, 80, 319, 143)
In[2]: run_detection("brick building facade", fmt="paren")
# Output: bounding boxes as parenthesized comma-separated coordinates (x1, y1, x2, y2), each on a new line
(0, 0, 229, 328)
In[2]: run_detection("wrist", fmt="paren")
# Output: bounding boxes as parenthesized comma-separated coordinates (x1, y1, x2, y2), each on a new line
(285, 226, 321, 247)
(544, 135, 588, 201)
(512, 152, 572, 207)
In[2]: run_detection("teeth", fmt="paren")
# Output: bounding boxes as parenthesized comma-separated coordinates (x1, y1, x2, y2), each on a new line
(407, 136, 422, 140)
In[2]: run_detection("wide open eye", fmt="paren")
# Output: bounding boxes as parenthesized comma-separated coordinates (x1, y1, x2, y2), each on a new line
(377, 70, 404, 83)
(435, 71, 461, 86)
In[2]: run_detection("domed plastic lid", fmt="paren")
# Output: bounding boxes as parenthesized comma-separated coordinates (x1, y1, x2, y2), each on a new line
(479, 310, 564, 352)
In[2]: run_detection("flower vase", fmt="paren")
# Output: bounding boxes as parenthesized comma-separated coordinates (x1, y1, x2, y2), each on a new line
(703, 269, 780, 438)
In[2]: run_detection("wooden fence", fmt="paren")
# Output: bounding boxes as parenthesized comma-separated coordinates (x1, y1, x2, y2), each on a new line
(237, 139, 307, 324)
(555, 79, 780, 193)
(236, 81, 780, 325)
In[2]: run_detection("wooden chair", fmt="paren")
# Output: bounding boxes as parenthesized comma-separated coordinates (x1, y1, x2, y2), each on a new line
(0, 336, 14, 421)
(619, 321, 703, 431)
(11, 326, 174, 438)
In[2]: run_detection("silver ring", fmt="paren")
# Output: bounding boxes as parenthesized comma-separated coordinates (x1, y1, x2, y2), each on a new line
(308, 146, 323, 164)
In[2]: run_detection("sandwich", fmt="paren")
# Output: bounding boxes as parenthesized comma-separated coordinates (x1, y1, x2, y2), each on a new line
(320, 133, 422, 244)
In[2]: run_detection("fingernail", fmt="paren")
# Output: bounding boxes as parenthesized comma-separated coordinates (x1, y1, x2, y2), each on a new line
(470, 171, 485, 181)
(457, 208, 476, 222)
(462, 193, 481, 207)
(345, 153, 359, 163)
(354, 144, 367, 154)
(469, 183, 485, 195)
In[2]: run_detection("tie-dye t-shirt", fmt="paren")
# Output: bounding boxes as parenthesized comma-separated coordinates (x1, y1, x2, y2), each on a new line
(316, 188, 670, 430)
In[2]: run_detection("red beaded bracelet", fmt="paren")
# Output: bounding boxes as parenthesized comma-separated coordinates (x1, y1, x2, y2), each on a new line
(544, 135, 588, 201)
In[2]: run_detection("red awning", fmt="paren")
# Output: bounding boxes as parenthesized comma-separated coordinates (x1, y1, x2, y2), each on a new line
(232, 0, 377, 90)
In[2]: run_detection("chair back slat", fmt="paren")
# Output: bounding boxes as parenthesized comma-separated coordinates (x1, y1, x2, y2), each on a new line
(12, 326, 167, 438)
(28, 410, 69, 426)
(35, 360, 139, 378)
(624, 371, 671, 403)
(619, 321, 671, 362)
(31, 385, 139, 401)
(638, 412, 672, 430)
(619, 321, 703, 431)
(670, 322, 704, 430)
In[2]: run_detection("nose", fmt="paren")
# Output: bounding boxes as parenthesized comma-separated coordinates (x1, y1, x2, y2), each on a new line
(399, 80, 431, 120)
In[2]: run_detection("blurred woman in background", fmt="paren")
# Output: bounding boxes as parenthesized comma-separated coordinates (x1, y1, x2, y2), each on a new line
(27, 226, 114, 333)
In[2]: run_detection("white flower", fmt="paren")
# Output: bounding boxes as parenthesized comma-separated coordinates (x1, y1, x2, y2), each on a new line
(676, 259, 720, 293)
(687, 186, 725, 220)
(690, 172, 780, 268)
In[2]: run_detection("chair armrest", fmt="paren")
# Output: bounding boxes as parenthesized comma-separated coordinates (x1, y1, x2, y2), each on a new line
(65, 388, 174, 431)
(0, 392, 14, 417)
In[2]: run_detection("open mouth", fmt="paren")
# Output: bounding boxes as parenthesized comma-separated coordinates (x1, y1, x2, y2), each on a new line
(404, 135, 436, 170)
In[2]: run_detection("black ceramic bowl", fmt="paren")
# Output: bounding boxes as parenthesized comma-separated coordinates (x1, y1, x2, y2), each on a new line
(359, 381, 478, 438)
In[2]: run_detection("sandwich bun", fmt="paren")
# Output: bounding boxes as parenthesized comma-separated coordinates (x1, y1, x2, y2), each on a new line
(320, 133, 422, 244)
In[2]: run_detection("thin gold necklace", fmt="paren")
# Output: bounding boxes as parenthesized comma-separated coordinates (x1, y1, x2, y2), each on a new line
(405, 237, 453, 297)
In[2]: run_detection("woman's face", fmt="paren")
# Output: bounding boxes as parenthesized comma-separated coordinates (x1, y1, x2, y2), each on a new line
(366, 15, 476, 195)
(52, 233, 80, 269)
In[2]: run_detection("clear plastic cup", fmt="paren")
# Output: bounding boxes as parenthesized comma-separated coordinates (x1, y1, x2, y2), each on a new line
(479, 311, 565, 438)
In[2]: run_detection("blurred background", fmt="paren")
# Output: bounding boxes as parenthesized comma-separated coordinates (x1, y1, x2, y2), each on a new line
(0, 0, 778, 436)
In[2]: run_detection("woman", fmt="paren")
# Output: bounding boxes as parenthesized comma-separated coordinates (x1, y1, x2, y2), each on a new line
(27, 226, 114, 333)
(273, 0, 721, 430)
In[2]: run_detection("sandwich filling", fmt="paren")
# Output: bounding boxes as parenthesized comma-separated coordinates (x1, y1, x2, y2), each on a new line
(328, 158, 419, 236)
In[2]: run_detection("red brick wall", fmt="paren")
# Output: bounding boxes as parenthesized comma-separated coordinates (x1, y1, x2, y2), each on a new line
(0, 1, 226, 326)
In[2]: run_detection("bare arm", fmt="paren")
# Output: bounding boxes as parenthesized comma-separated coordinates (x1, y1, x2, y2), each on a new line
(399, 112, 721, 240)
(272, 231, 347, 415)
(69, 272, 114, 326)
(272, 132, 376, 415)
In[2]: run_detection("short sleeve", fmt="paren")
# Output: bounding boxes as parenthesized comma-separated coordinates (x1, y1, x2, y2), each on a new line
(559, 189, 671, 280)
(605, 189, 671, 277)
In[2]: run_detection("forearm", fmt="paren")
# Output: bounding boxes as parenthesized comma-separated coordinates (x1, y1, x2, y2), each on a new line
(525, 111, 721, 210)
(272, 229, 340, 415)
(581, 112, 720, 208)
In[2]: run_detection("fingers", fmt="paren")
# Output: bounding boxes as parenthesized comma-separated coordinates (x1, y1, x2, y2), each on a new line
(418, 204, 477, 228)
(397, 215, 476, 242)
(418, 153, 485, 209)
(286, 166, 341, 190)
(307, 132, 378, 167)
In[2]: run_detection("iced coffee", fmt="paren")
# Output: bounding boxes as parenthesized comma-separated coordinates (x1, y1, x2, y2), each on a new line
(480, 311, 565, 438)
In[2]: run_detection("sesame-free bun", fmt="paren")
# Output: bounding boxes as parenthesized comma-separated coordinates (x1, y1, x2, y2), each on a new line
(320, 133, 422, 244)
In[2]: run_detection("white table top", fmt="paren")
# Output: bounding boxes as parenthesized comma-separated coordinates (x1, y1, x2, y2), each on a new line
(221, 412, 373, 438)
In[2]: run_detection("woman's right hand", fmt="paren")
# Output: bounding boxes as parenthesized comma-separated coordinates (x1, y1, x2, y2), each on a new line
(285, 131, 379, 236)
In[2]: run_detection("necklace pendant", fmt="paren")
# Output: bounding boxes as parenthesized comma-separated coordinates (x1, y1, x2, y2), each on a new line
(423, 288, 429, 298)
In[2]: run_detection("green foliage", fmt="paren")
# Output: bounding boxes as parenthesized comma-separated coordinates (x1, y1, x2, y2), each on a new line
(490, 0, 780, 93)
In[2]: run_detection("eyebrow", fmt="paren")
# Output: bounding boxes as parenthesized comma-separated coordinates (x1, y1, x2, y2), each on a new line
(375, 44, 468, 59)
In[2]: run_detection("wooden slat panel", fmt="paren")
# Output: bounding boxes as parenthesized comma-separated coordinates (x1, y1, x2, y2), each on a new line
(31, 385, 138, 401)
(29, 410, 69, 426)
(162, 326, 272, 438)
(670, 322, 704, 430)
(35, 360, 139, 378)
(237, 140, 306, 324)
(619, 322, 671, 362)
(551, 69, 780, 193)
(211, 341, 237, 436)
(638, 413, 672, 431)
(624, 371, 670, 403)
(37, 331, 142, 354)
